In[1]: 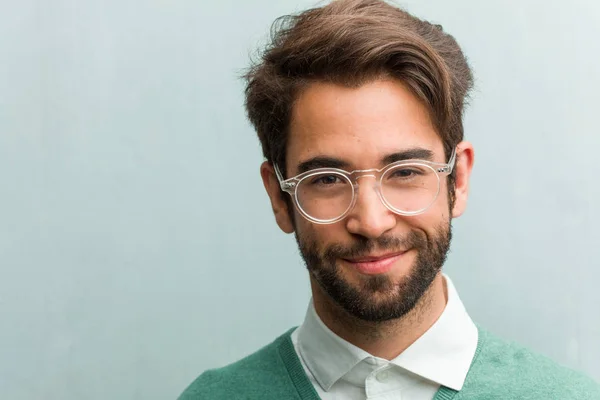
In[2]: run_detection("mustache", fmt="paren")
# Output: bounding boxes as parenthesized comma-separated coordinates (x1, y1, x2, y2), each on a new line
(323, 231, 426, 261)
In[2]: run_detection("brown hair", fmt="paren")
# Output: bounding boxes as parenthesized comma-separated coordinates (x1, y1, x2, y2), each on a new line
(244, 0, 473, 180)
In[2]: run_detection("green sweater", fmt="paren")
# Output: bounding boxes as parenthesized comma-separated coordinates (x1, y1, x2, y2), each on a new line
(179, 327, 600, 399)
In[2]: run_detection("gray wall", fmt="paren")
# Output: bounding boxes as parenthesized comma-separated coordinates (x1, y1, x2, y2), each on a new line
(1, 0, 598, 399)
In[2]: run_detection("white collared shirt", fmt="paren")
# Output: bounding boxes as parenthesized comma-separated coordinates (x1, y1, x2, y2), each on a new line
(290, 275, 478, 400)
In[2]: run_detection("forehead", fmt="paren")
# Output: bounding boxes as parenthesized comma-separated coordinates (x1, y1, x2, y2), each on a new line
(287, 79, 443, 171)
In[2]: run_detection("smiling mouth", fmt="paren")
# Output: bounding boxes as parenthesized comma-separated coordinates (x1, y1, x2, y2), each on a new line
(342, 251, 407, 275)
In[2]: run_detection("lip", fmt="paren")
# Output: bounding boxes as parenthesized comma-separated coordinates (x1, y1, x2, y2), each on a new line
(342, 251, 406, 275)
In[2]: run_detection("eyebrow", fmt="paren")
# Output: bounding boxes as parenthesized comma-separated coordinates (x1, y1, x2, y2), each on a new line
(382, 148, 435, 165)
(295, 147, 436, 175)
(296, 157, 351, 174)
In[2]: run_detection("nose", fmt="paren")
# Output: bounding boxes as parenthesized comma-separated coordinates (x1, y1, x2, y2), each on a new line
(345, 177, 397, 239)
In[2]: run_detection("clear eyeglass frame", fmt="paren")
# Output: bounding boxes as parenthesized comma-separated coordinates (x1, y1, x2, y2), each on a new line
(274, 148, 457, 225)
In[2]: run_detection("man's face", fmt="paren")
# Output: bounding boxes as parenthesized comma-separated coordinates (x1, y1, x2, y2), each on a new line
(262, 79, 471, 322)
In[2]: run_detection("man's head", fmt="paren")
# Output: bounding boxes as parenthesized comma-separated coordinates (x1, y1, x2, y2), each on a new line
(245, 0, 475, 322)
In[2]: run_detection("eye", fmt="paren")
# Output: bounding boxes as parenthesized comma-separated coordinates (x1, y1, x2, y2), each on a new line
(389, 167, 421, 179)
(310, 174, 343, 186)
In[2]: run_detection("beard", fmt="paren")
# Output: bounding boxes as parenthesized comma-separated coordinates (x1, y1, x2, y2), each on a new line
(296, 222, 452, 322)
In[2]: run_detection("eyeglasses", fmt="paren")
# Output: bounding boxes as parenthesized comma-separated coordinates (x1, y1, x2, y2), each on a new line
(274, 149, 456, 224)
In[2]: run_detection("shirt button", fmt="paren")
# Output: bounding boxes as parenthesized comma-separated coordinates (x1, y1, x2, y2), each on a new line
(366, 357, 377, 365)
(376, 370, 389, 382)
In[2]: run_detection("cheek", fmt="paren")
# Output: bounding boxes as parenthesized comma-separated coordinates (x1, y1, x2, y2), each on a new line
(295, 218, 346, 250)
(399, 198, 450, 233)
(431, 179, 453, 216)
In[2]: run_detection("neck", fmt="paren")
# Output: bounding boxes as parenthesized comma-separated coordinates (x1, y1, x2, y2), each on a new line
(310, 273, 447, 360)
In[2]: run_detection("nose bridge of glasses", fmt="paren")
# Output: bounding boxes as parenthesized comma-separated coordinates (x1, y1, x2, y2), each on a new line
(353, 173, 379, 193)
(352, 172, 383, 206)
(348, 171, 391, 225)
(348, 165, 381, 192)
(350, 168, 380, 183)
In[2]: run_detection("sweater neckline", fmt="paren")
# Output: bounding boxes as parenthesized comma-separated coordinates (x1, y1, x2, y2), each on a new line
(276, 326, 486, 400)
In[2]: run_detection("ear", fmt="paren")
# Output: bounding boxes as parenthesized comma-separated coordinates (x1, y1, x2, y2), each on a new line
(451, 141, 475, 218)
(260, 161, 295, 234)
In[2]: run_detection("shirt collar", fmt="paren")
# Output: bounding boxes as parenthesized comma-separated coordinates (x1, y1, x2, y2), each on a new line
(296, 295, 370, 391)
(296, 274, 478, 392)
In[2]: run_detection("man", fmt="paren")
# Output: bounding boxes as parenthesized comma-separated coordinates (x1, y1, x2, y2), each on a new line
(180, 0, 600, 398)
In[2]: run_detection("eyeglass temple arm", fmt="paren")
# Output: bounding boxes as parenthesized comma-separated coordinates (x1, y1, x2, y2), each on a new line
(439, 148, 458, 174)
(274, 164, 296, 192)
(449, 148, 457, 170)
